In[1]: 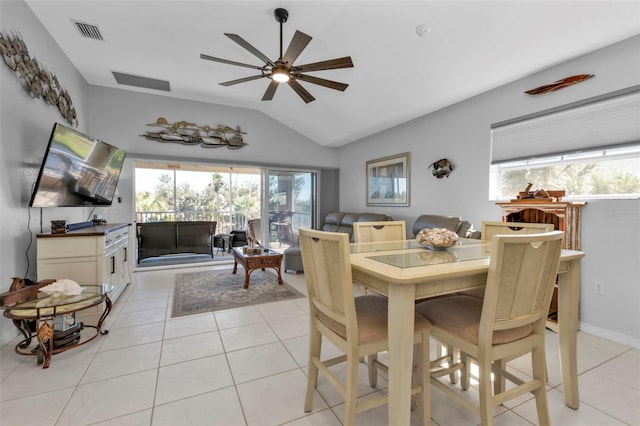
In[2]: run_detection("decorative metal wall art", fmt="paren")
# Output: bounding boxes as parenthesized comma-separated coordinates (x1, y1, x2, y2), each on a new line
(141, 117, 247, 149)
(524, 74, 594, 95)
(0, 32, 78, 126)
(428, 158, 454, 179)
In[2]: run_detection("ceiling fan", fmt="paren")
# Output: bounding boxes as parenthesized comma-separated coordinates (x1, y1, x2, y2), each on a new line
(200, 8, 354, 104)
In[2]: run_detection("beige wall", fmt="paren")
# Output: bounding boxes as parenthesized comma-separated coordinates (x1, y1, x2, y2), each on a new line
(338, 35, 640, 346)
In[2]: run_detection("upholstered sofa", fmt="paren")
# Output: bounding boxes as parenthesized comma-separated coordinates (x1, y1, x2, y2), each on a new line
(412, 214, 476, 238)
(321, 211, 394, 242)
(136, 221, 217, 263)
(284, 211, 393, 273)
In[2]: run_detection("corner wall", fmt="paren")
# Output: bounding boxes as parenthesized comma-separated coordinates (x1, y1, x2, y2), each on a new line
(0, 0, 92, 347)
(337, 35, 640, 346)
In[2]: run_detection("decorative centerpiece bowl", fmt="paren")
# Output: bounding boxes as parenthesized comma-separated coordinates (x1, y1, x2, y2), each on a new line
(416, 228, 459, 250)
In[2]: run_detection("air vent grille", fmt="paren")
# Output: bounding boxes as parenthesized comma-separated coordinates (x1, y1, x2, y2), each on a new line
(73, 20, 104, 40)
(112, 71, 171, 92)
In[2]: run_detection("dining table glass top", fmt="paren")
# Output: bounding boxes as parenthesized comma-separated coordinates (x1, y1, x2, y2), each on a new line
(350, 238, 490, 269)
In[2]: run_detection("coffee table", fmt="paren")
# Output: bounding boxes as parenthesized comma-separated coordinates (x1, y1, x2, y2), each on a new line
(232, 247, 284, 289)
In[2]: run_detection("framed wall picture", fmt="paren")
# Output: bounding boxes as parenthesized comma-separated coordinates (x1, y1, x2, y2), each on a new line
(366, 152, 410, 206)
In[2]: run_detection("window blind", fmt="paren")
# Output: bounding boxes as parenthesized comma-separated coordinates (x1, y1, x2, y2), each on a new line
(491, 86, 640, 164)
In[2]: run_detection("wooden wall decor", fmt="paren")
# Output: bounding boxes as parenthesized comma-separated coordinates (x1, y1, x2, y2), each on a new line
(140, 117, 247, 149)
(0, 32, 78, 126)
(525, 74, 594, 95)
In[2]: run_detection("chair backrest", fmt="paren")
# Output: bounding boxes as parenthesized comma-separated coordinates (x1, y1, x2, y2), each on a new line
(247, 218, 261, 246)
(482, 231, 563, 338)
(298, 228, 357, 340)
(481, 221, 554, 242)
(353, 221, 406, 243)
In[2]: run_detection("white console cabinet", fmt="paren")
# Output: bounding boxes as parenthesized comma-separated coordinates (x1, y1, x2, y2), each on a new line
(37, 223, 132, 306)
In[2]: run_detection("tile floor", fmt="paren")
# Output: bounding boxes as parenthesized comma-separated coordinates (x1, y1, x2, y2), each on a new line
(1, 263, 639, 426)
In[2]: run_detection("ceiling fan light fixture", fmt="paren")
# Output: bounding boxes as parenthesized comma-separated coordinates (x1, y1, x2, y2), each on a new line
(272, 68, 290, 83)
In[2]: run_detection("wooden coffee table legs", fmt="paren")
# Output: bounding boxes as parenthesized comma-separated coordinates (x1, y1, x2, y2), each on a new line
(232, 249, 284, 289)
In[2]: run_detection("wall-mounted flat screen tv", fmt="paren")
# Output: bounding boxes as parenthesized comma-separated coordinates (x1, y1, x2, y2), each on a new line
(29, 123, 126, 208)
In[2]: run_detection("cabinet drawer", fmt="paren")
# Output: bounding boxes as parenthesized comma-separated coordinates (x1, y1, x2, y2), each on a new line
(38, 237, 102, 258)
(37, 257, 100, 284)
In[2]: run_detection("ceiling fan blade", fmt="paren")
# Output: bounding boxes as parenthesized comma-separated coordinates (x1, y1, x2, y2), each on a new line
(288, 79, 315, 103)
(219, 74, 266, 87)
(294, 74, 349, 91)
(225, 33, 275, 66)
(262, 80, 279, 101)
(295, 56, 354, 72)
(282, 30, 312, 66)
(200, 54, 265, 71)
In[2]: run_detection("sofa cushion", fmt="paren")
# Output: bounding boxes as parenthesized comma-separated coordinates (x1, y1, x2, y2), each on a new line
(358, 213, 392, 222)
(412, 214, 462, 236)
(341, 213, 360, 227)
(324, 211, 344, 226)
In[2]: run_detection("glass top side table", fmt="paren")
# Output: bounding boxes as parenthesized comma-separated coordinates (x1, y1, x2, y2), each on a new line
(0, 280, 114, 368)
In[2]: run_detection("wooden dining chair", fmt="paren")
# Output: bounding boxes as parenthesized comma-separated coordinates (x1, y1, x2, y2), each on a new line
(461, 221, 555, 300)
(481, 221, 554, 242)
(298, 228, 431, 426)
(416, 231, 563, 426)
(353, 220, 406, 243)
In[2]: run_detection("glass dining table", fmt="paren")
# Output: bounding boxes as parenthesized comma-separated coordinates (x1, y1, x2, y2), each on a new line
(349, 238, 585, 425)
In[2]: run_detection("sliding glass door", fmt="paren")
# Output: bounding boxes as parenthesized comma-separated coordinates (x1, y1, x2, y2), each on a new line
(134, 161, 261, 233)
(264, 169, 316, 251)
(134, 161, 317, 255)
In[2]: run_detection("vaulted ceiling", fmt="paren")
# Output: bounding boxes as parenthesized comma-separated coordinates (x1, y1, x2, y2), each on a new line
(24, 1, 640, 147)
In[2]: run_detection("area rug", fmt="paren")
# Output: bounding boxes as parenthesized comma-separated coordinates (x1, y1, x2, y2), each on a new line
(172, 268, 305, 317)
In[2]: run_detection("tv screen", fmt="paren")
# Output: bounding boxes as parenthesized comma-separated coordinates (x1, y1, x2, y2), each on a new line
(29, 123, 126, 208)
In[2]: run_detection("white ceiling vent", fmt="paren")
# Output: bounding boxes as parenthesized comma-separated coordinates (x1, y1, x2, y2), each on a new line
(72, 20, 104, 40)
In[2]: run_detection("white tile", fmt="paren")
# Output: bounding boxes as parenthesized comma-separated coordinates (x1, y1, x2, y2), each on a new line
(513, 387, 627, 425)
(151, 386, 244, 426)
(57, 370, 157, 425)
(92, 409, 152, 425)
(81, 342, 161, 384)
(120, 297, 168, 314)
(155, 354, 233, 405)
(219, 322, 279, 352)
(589, 351, 640, 390)
(0, 337, 28, 381)
(256, 299, 308, 321)
(214, 306, 265, 329)
(163, 313, 217, 340)
(160, 331, 224, 366)
(0, 350, 94, 401)
(227, 341, 298, 384)
(282, 334, 343, 368)
(111, 308, 167, 329)
(573, 370, 640, 424)
(280, 408, 342, 426)
(237, 369, 328, 426)
(313, 360, 388, 407)
(268, 314, 309, 340)
(98, 322, 164, 352)
(0, 387, 74, 426)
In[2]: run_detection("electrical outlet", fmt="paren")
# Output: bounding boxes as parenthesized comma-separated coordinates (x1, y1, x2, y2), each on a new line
(594, 280, 605, 295)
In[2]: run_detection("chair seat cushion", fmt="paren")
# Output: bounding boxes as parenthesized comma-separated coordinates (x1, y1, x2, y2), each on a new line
(415, 295, 532, 345)
(320, 295, 432, 345)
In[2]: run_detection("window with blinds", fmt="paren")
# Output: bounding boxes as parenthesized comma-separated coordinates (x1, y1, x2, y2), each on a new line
(489, 86, 640, 200)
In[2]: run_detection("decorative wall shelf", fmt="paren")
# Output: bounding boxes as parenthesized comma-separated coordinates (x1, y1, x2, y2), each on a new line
(140, 117, 247, 149)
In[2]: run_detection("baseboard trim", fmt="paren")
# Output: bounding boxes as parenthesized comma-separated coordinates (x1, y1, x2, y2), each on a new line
(579, 322, 640, 349)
